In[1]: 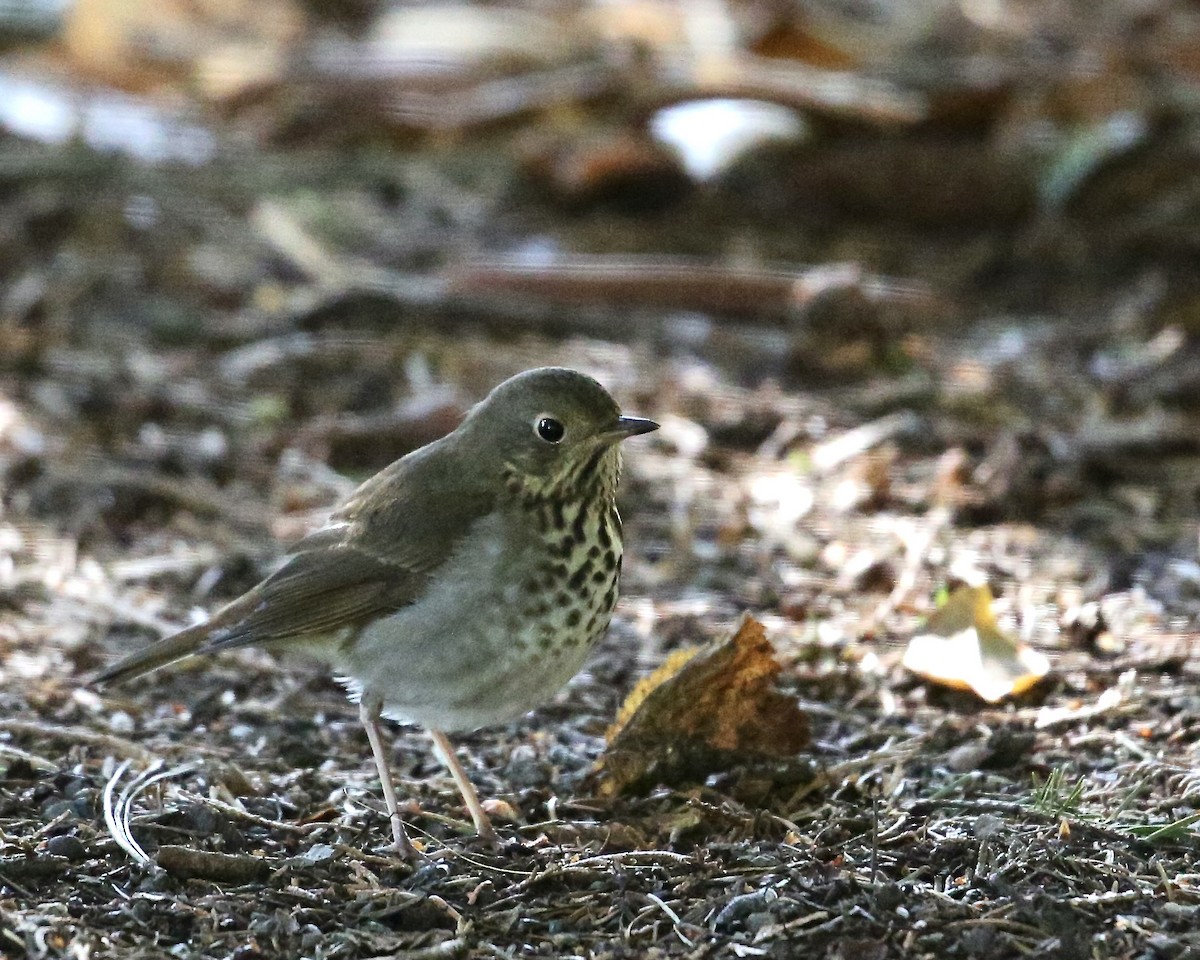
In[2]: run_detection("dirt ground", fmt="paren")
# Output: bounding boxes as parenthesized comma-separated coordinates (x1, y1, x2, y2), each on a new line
(2, 1, 1200, 958)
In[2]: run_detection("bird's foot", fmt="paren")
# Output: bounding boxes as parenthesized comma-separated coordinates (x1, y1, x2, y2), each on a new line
(386, 813, 426, 863)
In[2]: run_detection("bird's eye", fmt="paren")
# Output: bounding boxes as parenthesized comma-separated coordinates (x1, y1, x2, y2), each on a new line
(535, 416, 565, 443)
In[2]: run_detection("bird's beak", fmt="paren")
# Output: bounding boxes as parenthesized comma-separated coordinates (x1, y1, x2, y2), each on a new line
(604, 416, 659, 441)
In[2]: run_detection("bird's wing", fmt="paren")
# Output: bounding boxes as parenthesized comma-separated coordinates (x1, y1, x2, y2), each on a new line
(206, 466, 496, 651)
(92, 544, 416, 684)
(96, 449, 495, 683)
(319, 452, 490, 572)
(197, 543, 425, 651)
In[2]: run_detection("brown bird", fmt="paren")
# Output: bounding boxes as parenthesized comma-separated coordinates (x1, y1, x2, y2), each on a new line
(96, 367, 658, 858)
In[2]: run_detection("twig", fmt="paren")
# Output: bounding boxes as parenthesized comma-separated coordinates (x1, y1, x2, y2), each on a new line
(871, 793, 879, 886)
(755, 913, 842, 943)
(172, 791, 320, 835)
(30, 811, 73, 841)
(569, 850, 698, 870)
(645, 891, 684, 926)
(0, 855, 70, 880)
(653, 54, 927, 127)
(786, 735, 927, 807)
(391, 62, 617, 130)
(42, 462, 271, 532)
(156, 845, 272, 883)
(906, 797, 1155, 847)
(0, 742, 57, 773)
(107, 546, 225, 583)
(387, 937, 470, 960)
(54, 593, 180, 638)
(864, 506, 952, 630)
(809, 411, 921, 473)
(486, 851, 702, 910)
(252, 202, 352, 289)
(752, 910, 832, 944)
(1069, 889, 1160, 908)
(448, 254, 932, 321)
(0, 719, 158, 763)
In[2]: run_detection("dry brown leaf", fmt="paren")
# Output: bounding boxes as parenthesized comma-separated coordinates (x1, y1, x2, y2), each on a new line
(902, 584, 1051, 702)
(594, 615, 809, 797)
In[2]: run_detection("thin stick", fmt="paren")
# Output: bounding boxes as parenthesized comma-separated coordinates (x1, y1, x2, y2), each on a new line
(0, 743, 57, 773)
(0, 719, 158, 762)
(173, 791, 319, 835)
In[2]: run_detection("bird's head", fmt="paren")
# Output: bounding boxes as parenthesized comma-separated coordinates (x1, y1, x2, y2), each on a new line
(461, 367, 658, 502)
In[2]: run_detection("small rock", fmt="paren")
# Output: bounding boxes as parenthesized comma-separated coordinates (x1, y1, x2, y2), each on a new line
(714, 888, 779, 931)
(45, 834, 87, 862)
(108, 711, 135, 734)
(962, 925, 997, 956)
(1146, 934, 1183, 958)
(745, 910, 775, 935)
(946, 740, 992, 772)
(874, 882, 904, 911)
(41, 799, 76, 820)
(181, 802, 220, 835)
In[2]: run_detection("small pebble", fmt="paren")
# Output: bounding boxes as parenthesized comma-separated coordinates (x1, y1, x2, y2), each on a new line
(45, 834, 87, 862)
(41, 800, 76, 819)
(108, 711, 135, 734)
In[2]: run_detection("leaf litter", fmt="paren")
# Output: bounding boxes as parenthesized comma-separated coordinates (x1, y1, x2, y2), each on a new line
(1, 0, 1200, 957)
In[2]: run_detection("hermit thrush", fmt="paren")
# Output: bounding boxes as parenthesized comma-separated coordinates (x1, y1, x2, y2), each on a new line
(96, 367, 658, 858)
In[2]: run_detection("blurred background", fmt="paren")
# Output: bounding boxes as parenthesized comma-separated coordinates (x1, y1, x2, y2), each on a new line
(2, 0, 1198, 630)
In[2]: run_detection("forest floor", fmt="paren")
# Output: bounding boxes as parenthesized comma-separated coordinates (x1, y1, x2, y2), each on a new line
(2, 1, 1200, 957)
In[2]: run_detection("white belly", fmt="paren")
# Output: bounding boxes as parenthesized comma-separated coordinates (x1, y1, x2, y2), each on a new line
(337, 507, 620, 732)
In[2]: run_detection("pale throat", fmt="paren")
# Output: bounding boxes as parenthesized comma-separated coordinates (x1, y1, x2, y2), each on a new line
(501, 445, 622, 506)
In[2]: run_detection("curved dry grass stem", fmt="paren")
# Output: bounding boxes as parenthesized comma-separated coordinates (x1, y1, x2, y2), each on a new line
(103, 759, 198, 865)
(102, 758, 142, 864)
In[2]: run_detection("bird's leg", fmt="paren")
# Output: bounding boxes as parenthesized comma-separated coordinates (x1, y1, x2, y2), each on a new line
(428, 729, 497, 842)
(358, 697, 417, 860)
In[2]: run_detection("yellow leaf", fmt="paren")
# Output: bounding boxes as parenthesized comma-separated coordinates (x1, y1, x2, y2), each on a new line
(902, 584, 1050, 702)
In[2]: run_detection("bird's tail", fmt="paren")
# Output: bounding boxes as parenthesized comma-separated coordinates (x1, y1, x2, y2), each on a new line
(93, 622, 213, 686)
